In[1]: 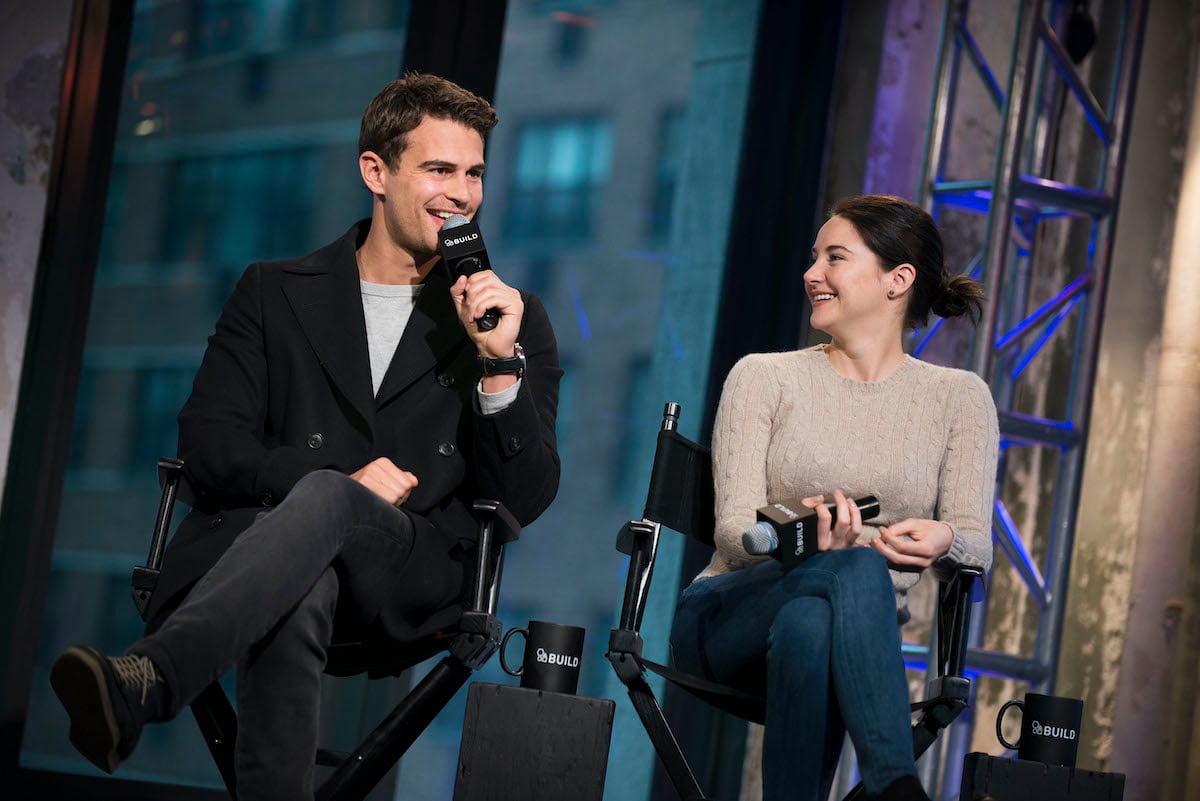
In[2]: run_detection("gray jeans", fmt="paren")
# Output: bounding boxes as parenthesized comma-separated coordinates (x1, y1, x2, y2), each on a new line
(133, 469, 463, 801)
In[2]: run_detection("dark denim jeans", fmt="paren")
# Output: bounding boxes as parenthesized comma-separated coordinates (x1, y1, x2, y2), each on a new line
(669, 548, 915, 801)
(133, 469, 461, 801)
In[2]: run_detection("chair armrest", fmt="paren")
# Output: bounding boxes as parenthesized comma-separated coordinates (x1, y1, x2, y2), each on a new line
(132, 457, 188, 620)
(471, 499, 521, 545)
(147, 458, 186, 569)
(615, 519, 660, 633)
(936, 564, 986, 679)
(467, 500, 521, 614)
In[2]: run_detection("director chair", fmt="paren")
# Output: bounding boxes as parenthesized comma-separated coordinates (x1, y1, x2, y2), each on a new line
(130, 457, 519, 800)
(606, 402, 984, 801)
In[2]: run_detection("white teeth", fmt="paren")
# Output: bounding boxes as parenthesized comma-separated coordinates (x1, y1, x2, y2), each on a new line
(813, 293, 835, 301)
(434, 211, 453, 218)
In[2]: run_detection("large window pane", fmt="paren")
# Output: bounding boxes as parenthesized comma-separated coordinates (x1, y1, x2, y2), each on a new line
(392, 3, 741, 800)
(21, 1, 759, 797)
(20, 0, 409, 787)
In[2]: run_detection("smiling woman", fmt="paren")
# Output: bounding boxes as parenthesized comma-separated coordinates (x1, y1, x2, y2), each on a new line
(669, 195, 998, 801)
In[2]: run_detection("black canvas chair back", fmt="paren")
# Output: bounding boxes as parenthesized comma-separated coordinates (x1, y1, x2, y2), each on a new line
(642, 403, 715, 548)
(606, 403, 984, 801)
(131, 458, 518, 801)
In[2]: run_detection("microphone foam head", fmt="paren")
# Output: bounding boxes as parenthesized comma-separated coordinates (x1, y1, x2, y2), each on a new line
(742, 522, 777, 556)
(441, 214, 470, 230)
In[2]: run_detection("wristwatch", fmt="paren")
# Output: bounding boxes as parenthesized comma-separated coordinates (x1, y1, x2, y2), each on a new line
(477, 342, 526, 378)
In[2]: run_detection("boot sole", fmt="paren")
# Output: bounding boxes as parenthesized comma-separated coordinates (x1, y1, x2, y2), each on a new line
(50, 646, 122, 774)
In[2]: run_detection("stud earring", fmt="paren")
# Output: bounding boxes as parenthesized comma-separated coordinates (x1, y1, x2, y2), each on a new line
(887, 289, 895, 298)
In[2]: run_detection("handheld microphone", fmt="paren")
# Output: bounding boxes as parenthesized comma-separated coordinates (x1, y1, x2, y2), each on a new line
(742, 496, 880, 568)
(439, 213, 500, 331)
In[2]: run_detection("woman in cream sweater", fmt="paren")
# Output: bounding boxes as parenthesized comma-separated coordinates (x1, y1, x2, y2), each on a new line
(669, 195, 999, 801)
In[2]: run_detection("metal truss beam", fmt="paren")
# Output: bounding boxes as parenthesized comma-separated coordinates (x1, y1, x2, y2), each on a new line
(907, 1, 1148, 796)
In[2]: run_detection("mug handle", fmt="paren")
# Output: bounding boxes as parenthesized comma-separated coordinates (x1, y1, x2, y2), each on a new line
(996, 699, 1024, 750)
(499, 627, 528, 677)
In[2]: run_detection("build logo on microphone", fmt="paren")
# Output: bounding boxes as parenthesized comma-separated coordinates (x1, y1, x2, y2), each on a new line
(792, 522, 806, 557)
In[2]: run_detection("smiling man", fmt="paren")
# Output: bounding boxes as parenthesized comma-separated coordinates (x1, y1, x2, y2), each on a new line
(49, 74, 561, 801)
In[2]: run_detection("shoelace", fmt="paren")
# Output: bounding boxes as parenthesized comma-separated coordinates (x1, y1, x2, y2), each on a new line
(110, 654, 161, 704)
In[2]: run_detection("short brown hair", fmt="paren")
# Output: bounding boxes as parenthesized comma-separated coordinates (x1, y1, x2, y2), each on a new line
(359, 72, 499, 168)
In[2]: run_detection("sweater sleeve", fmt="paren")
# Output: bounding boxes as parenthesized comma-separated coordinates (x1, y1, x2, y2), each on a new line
(934, 371, 999, 576)
(710, 354, 780, 565)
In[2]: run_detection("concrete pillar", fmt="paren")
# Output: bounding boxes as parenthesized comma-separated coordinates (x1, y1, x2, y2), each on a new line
(1105, 7, 1200, 797)
(0, 1, 73, 504)
(1060, 1, 1198, 787)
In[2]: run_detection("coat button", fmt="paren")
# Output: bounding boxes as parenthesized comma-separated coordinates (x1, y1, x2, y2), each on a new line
(259, 491, 275, 506)
(507, 435, 522, 454)
(306, 432, 324, 450)
(437, 373, 455, 387)
(437, 441, 456, 457)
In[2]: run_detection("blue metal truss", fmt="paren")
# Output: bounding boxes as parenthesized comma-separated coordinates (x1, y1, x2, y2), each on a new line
(900, 1, 1148, 796)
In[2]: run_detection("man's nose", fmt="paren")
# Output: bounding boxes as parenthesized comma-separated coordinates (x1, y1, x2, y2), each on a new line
(445, 174, 471, 208)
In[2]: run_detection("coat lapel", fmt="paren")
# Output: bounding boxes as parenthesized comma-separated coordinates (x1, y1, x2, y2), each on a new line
(281, 223, 376, 426)
(375, 268, 470, 409)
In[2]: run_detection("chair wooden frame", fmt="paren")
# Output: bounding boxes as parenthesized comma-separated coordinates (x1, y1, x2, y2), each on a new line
(130, 457, 519, 801)
(605, 403, 984, 801)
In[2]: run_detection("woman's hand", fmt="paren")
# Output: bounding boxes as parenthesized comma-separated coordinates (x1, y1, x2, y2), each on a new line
(868, 518, 954, 569)
(802, 489, 862, 551)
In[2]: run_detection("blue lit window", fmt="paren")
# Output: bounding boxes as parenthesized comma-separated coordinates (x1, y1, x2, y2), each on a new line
(649, 107, 686, 243)
(163, 149, 320, 269)
(187, 0, 255, 59)
(504, 118, 612, 244)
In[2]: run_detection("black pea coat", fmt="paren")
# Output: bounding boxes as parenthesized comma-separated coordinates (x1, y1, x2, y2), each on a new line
(145, 220, 561, 638)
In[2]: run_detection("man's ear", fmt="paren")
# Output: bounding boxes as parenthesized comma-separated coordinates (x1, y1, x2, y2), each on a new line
(890, 263, 916, 297)
(359, 151, 388, 195)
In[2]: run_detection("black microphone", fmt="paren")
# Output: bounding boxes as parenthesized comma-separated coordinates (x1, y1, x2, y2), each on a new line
(741, 496, 880, 568)
(439, 214, 499, 331)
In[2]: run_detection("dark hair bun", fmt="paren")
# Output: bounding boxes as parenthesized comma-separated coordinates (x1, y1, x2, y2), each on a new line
(931, 274, 985, 323)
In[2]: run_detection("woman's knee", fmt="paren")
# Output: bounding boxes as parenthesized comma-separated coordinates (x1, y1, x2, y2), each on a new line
(768, 596, 832, 658)
(809, 547, 892, 586)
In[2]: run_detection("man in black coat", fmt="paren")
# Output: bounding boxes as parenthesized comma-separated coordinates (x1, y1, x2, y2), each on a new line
(50, 74, 560, 800)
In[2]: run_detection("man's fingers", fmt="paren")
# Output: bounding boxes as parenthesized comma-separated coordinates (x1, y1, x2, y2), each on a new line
(351, 458, 418, 506)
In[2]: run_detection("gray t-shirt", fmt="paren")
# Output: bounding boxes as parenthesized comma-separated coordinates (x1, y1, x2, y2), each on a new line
(359, 280, 519, 413)
(360, 281, 421, 396)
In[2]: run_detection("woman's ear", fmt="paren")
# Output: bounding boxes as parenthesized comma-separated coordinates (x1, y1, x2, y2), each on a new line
(889, 263, 916, 297)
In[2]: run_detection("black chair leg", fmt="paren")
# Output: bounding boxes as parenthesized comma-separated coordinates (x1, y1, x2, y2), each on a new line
(190, 681, 238, 797)
(621, 672, 710, 801)
(315, 657, 472, 801)
(842, 780, 869, 801)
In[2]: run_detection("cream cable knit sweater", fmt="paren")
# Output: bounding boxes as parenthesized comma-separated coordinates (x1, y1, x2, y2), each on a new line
(697, 345, 999, 620)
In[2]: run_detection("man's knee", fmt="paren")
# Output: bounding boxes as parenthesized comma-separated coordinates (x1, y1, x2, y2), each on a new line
(296, 568, 339, 622)
(264, 569, 340, 656)
(275, 469, 382, 535)
(290, 469, 360, 508)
